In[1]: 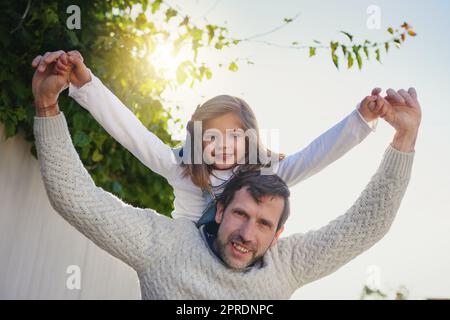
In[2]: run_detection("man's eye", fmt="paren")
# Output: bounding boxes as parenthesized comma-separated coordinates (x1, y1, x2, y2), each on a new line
(260, 221, 271, 229)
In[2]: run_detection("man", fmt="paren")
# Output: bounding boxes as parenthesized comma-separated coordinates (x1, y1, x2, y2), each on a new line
(31, 51, 421, 299)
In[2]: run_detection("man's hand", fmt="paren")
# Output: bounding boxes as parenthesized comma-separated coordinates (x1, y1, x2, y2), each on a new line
(56, 51, 91, 88)
(382, 88, 422, 152)
(31, 51, 70, 109)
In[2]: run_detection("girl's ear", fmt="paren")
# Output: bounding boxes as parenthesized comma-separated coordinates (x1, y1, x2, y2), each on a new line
(215, 202, 224, 224)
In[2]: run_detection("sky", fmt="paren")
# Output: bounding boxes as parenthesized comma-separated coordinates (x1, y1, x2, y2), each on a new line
(154, 0, 450, 299)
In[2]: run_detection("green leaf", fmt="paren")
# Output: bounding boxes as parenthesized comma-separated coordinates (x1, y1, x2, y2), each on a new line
(112, 181, 123, 194)
(356, 52, 362, 69)
(228, 61, 238, 72)
(385, 42, 390, 52)
(332, 53, 339, 69)
(176, 66, 188, 84)
(387, 27, 394, 35)
(92, 149, 104, 162)
(330, 41, 339, 69)
(179, 16, 189, 27)
(4, 122, 16, 138)
(330, 41, 339, 51)
(340, 31, 353, 42)
(352, 45, 363, 69)
(44, 7, 59, 25)
(309, 47, 316, 57)
(66, 30, 80, 46)
(363, 46, 369, 59)
(165, 8, 178, 22)
(204, 68, 212, 79)
(347, 53, 354, 69)
(73, 131, 91, 147)
(375, 49, 381, 62)
(151, 0, 162, 14)
(206, 25, 217, 45)
(15, 107, 27, 121)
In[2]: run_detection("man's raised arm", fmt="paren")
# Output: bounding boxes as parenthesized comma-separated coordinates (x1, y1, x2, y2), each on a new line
(31, 51, 171, 272)
(276, 88, 421, 288)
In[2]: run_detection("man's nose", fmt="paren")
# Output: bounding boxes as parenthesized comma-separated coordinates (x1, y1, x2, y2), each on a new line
(239, 221, 256, 243)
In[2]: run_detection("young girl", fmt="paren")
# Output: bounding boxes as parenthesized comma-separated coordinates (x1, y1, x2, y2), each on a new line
(58, 52, 381, 225)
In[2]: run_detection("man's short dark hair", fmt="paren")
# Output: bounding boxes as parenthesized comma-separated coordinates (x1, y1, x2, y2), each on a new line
(217, 170, 290, 230)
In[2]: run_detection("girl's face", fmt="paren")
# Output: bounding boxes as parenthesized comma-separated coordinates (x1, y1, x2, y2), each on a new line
(202, 112, 247, 170)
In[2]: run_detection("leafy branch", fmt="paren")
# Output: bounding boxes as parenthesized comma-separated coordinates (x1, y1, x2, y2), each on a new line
(234, 21, 417, 70)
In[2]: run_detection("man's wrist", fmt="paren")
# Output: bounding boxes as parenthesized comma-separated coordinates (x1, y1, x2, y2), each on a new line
(34, 99, 60, 117)
(391, 130, 418, 153)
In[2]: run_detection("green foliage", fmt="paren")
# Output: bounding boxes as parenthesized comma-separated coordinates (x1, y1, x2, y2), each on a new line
(0, 1, 418, 216)
(306, 22, 417, 70)
(0, 0, 236, 216)
(360, 284, 410, 300)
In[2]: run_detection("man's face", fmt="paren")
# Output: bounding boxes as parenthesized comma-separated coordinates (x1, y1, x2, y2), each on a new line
(214, 187, 285, 271)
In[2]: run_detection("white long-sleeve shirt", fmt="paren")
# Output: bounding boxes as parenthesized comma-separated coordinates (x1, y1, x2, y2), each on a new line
(68, 71, 377, 221)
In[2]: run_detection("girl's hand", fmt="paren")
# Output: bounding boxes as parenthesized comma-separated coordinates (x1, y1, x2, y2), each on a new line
(55, 50, 91, 88)
(358, 87, 390, 122)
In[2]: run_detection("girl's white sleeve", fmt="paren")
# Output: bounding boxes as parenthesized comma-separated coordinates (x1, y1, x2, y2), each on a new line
(276, 105, 377, 187)
(68, 69, 179, 181)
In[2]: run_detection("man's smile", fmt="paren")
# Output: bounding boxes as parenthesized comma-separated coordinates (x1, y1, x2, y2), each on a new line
(230, 241, 253, 257)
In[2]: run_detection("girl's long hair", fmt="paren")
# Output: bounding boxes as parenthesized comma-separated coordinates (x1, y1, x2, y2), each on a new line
(181, 95, 285, 191)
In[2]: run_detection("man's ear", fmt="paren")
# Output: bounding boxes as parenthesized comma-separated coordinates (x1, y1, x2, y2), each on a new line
(270, 225, 285, 248)
(215, 202, 224, 224)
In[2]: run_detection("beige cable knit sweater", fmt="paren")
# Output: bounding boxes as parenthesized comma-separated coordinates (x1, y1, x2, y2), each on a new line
(34, 112, 414, 299)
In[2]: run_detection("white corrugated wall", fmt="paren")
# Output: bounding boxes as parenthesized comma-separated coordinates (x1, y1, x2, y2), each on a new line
(0, 124, 141, 299)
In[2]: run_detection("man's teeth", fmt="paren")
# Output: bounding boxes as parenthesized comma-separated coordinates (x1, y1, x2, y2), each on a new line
(232, 242, 249, 253)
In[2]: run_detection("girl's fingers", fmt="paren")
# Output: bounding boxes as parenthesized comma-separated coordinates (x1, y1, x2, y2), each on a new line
(372, 96, 383, 113)
(68, 50, 83, 62)
(60, 53, 69, 65)
(56, 59, 70, 71)
(367, 101, 377, 112)
(56, 64, 67, 74)
(68, 54, 84, 68)
(362, 95, 377, 110)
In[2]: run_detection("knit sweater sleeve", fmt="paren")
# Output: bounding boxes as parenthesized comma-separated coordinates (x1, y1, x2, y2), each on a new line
(277, 144, 414, 288)
(33, 112, 170, 271)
